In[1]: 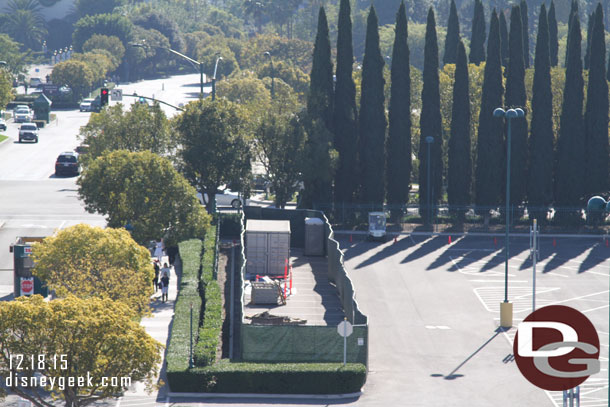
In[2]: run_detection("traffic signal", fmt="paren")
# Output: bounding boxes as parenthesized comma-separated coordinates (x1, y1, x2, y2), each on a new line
(100, 88, 109, 107)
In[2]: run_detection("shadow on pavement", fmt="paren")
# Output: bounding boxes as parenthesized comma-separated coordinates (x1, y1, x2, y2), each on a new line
(430, 327, 506, 380)
(400, 235, 446, 264)
(354, 236, 417, 269)
(339, 237, 384, 262)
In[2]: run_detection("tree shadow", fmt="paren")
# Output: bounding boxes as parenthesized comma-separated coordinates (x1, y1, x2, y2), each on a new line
(354, 236, 417, 269)
(400, 235, 447, 264)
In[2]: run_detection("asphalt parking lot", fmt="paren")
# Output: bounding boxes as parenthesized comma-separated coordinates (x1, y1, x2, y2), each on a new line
(339, 233, 610, 407)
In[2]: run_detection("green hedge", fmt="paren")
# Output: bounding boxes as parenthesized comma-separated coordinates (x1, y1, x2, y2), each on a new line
(169, 361, 366, 394)
(166, 239, 203, 373)
(193, 226, 222, 366)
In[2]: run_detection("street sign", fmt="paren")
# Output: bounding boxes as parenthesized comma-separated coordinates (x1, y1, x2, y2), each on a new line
(337, 320, 353, 337)
(21, 278, 34, 296)
(111, 88, 122, 101)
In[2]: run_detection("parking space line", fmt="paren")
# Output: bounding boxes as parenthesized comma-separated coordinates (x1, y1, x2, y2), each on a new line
(581, 304, 610, 313)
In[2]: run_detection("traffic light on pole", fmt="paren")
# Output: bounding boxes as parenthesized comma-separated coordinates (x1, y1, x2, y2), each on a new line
(100, 88, 109, 107)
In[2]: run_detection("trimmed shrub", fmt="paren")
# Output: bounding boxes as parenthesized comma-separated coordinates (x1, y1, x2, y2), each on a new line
(193, 226, 222, 366)
(166, 239, 203, 375)
(170, 361, 366, 394)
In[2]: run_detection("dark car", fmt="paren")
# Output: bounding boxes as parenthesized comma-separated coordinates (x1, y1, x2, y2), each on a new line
(55, 152, 80, 176)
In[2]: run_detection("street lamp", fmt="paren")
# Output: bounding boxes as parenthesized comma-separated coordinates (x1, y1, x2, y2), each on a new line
(493, 106, 525, 328)
(263, 51, 275, 99)
(211, 55, 223, 101)
(425, 136, 434, 227)
(131, 42, 207, 99)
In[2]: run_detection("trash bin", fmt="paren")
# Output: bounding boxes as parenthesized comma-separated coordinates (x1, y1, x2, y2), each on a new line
(304, 217, 324, 256)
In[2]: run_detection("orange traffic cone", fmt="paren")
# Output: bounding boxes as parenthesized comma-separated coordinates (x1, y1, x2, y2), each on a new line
(448, 235, 452, 244)
(552, 238, 557, 247)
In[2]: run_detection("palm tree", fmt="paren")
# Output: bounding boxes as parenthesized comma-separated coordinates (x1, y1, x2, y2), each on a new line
(2, 0, 47, 50)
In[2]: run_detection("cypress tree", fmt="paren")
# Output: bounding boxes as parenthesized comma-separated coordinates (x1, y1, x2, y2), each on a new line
(500, 11, 509, 68)
(448, 40, 471, 219)
(333, 0, 358, 205)
(387, 1, 411, 213)
(520, 0, 530, 68)
(584, 11, 594, 70)
(528, 4, 554, 221)
(475, 10, 504, 214)
(302, 7, 334, 208)
(469, 0, 486, 65)
(358, 6, 387, 207)
(443, 0, 460, 65)
(505, 5, 528, 209)
(565, 0, 579, 67)
(555, 15, 584, 219)
(307, 7, 334, 128)
(548, 1, 558, 66)
(418, 8, 443, 222)
(584, 4, 608, 195)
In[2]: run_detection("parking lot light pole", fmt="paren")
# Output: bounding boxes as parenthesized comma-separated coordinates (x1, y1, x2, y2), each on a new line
(212, 55, 223, 101)
(493, 107, 524, 328)
(263, 51, 275, 99)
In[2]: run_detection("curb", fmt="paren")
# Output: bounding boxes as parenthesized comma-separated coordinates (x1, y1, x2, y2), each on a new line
(332, 230, 609, 239)
(167, 391, 362, 400)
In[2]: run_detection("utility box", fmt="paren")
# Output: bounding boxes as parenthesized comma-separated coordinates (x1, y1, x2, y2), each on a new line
(304, 217, 324, 256)
(32, 93, 52, 123)
(9, 237, 48, 298)
(246, 220, 290, 277)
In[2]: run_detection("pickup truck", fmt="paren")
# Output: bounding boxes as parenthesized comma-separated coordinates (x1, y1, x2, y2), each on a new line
(19, 123, 39, 143)
(14, 105, 33, 123)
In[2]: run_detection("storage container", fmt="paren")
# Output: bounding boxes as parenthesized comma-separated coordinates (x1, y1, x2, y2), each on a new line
(246, 220, 291, 276)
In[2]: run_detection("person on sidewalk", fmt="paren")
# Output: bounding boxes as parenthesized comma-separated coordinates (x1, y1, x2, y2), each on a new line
(153, 261, 160, 293)
(153, 239, 164, 263)
(160, 265, 170, 302)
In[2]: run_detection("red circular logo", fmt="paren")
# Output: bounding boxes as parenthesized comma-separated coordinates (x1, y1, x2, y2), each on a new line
(21, 279, 33, 294)
(514, 305, 600, 391)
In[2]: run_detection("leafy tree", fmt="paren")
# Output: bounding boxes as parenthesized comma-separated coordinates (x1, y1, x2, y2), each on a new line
(528, 4, 554, 221)
(475, 10, 504, 215)
(72, 13, 134, 52)
(82, 34, 126, 68)
(257, 59, 309, 96)
(301, 7, 334, 208)
(0, 70, 12, 111)
(240, 34, 313, 73)
(132, 11, 186, 53)
(194, 42, 239, 77)
(174, 99, 252, 212)
(333, 0, 359, 205)
(128, 26, 171, 77)
(505, 5, 528, 209)
(555, 15, 584, 218)
(0, 33, 28, 74)
(74, 0, 125, 18)
(78, 150, 210, 244)
(51, 60, 95, 102)
(358, 6, 387, 208)
(448, 40, 471, 219)
(0, 295, 162, 407)
(46, 18, 74, 51)
(216, 71, 271, 109)
(254, 113, 307, 208)
(31, 224, 153, 316)
(520, 0, 530, 68)
(387, 1, 411, 214)
(548, 1, 559, 66)
(71, 51, 115, 83)
(584, 4, 608, 196)
(499, 9, 509, 67)
(443, 0, 460, 65)
(418, 8, 442, 221)
(78, 102, 173, 164)
(2, 0, 47, 50)
(469, 0, 486, 65)
(243, 0, 266, 34)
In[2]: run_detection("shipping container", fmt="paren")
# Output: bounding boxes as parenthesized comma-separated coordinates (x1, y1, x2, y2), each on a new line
(245, 220, 290, 276)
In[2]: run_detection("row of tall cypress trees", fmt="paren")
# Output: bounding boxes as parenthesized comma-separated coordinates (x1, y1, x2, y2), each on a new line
(305, 0, 609, 221)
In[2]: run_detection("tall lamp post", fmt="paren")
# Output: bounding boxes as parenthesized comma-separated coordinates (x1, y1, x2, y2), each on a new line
(211, 54, 223, 101)
(131, 42, 210, 99)
(493, 107, 525, 328)
(425, 136, 434, 227)
(263, 51, 275, 99)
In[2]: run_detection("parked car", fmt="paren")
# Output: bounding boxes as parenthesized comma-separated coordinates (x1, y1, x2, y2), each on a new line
(55, 152, 81, 176)
(0, 118, 7, 131)
(79, 98, 94, 112)
(14, 106, 32, 123)
(197, 187, 249, 209)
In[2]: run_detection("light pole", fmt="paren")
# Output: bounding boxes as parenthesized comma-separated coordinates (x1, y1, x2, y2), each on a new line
(131, 42, 208, 99)
(425, 136, 434, 227)
(493, 107, 525, 328)
(212, 55, 223, 101)
(263, 51, 275, 99)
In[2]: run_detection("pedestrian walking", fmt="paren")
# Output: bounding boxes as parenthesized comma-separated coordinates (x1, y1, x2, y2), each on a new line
(154, 239, 164, 263)
(160, 268, 170, 302)
(153, 261, 160, 292)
